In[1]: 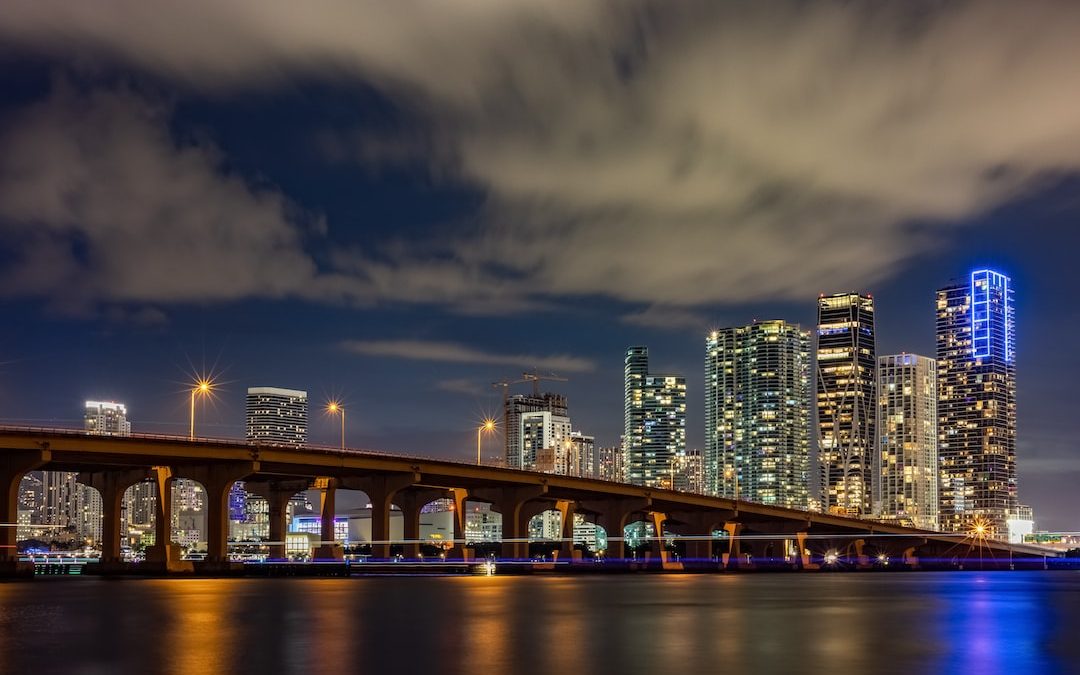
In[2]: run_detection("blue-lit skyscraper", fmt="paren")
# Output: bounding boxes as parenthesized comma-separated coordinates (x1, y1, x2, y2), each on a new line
(936, 269, 1017, 538)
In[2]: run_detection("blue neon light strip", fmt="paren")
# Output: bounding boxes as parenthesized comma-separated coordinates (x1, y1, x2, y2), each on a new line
(970, 269, 1013, 362)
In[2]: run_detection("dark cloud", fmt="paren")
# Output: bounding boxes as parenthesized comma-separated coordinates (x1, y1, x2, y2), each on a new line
(3, 1, 1080, 312)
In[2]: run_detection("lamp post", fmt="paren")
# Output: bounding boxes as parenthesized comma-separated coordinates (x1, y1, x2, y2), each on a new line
(189, 379, 213, 440)
(326, 401, 345, 451)
(477, 419, 496, 466)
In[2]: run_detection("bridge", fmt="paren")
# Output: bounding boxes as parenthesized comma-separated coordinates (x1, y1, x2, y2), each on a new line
(0, 427, 1057, 576)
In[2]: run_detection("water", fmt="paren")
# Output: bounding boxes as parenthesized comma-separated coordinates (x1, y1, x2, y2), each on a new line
(1, 572, 1078, 674)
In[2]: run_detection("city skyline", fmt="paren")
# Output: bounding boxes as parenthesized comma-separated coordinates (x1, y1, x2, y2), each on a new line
(1, 2, 1078, 535)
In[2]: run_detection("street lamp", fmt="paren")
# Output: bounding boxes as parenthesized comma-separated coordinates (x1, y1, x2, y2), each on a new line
(477, 418, 496, 465)
(326, 401, 345, 451)
(189, 378, 213, 439)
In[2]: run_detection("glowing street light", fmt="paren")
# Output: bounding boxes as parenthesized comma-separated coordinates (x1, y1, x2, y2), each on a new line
(326, 400, 345, 451)
(189, 378, 214, 439)
(477, 418, 496, 466)
(724, 465, 740, 502)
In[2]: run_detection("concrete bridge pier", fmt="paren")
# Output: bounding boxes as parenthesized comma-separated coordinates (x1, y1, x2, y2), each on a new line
(346, 473, 420, 560)
(554, 500, 580, 563)
(177, 461, 260, 570)
(394, 487, 450, 560)
(242, 478, 309, 561)
(471, 485, 548, 560)
(446, 488, 472, 561)
(144, 466, 190, 573)
(77, 469, 147, 567)
(313, 477, 343, 561)
(0, 448, 50, 576)
(722, 522, 744, 569)
(579, 497, 651, 563)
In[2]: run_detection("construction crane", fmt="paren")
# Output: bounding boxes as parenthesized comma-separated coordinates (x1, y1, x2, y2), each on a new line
(520, 369, 568, 396)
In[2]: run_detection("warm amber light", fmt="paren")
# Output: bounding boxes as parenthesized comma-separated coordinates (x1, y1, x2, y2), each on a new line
(193, 378, 213, 395)
(482, 418, 496, 432)
(326, 401, 342, 414)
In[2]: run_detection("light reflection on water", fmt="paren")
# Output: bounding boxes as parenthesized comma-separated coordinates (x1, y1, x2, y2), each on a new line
(0, 572, 1077, 675)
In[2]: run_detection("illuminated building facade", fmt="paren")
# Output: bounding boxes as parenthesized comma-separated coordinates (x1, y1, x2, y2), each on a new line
(245, 387, 308, 446)
(520, 410, 572, 472)
(877, 353, 938, 530)
(504, 393, 568, 470)
(816, 293, 877, 518)
(623, 347, 687, 488)
(937, 269, 1017, 538)
(705, 321, 810, 508)
(84, 401, 132, 436)
(597, 445, 625, 483)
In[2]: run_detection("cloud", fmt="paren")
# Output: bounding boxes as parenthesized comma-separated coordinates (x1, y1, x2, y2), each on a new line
(621, 306, 708, 330)
(341, 339, 595, 373)
(4, 1, 1080, 311)
(433, 378, 490, 397)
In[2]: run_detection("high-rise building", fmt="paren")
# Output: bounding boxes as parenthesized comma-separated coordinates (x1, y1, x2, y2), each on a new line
(937, 269, 1017, 538)
(504, 393, 568, 470)
(246, 387, 308, 446)
(705, 321, 810, 509)
(671, 448, 704, 494)
(521, 410, 573, 473)
(597, 445, 625, 483)
(623, 347, 687, 488)
(566, 432, 596, 479)
(84, 401, 132, 436)
(816, 293, 876, 518)
(877, 354, 938, 530)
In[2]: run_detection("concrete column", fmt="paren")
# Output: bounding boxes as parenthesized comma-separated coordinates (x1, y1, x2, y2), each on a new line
(555, 500, 579, 561)
(795, 531, 817, 570)
(77, 469, 147, 564)
(345, 473, 419, 560)
(266, 490, 292, 560)
(0, 449, 49, 568)
(723, 522, 743, 569)
(145, 466, 183, 569)
(447, 488, 471, 561)
(245, 480, 308, 561)
(578, 498, 651, 562)
(648, 511, 667, 566)
(314, 477, 342, 560)
(176, 462, 260, 564)
(473, 485, 547, 560)
(395, 488, 448, 561)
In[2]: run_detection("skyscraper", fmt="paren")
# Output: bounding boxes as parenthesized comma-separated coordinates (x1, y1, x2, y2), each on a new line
(504, 392, 568, 470)
(623, 347, 687, 489)
(520, 410, 572, 472)
(937, 269, 1017, 538)
(816, 293, 877, 518)
(84, 401, 132, 436)
(877, 353, 938, 530)
(246, 387, 308, 446)
(705, 321, 810, 509)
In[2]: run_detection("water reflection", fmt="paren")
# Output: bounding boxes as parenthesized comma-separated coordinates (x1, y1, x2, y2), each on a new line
(0, 572, 1077, 674)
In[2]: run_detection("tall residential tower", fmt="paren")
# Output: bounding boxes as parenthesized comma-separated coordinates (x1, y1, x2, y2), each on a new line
(936, 269, 1017, 538)
(624, 347, 687, 489)
(877, 354, 938, 530)
(816, 293, 876, 518)
(705, 321, 811, 509)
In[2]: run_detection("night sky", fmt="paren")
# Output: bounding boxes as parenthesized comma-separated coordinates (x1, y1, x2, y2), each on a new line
(0, 2, 1077, 530)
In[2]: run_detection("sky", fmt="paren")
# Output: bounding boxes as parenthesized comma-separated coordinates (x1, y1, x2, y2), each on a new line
(0, 1, 1077, 530)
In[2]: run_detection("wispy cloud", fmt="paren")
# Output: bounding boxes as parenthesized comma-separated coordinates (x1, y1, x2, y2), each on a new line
(621, 306, 708, 331)
(340, 339, 595, 373)
(433, 378, 489, 397)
